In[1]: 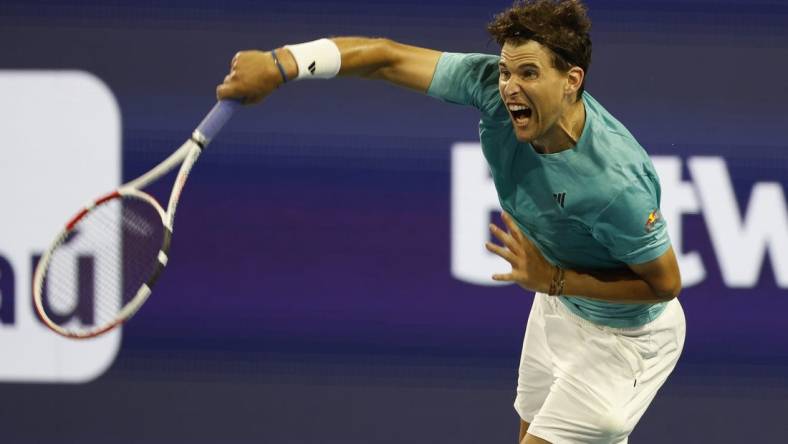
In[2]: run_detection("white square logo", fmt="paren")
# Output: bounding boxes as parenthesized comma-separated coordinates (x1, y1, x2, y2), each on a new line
(0, 70, 122, 383)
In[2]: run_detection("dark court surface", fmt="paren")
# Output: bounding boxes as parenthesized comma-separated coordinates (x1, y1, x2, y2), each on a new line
(3, 351, 787, 443)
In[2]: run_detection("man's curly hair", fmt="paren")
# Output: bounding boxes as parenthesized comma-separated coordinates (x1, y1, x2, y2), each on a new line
(487, 0, 592, 99)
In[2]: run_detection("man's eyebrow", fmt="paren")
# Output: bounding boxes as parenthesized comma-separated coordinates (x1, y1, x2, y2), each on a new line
(498, 61, 540, 70)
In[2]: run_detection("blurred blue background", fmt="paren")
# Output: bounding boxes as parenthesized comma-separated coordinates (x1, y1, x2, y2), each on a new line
(1, 0, 787, 442)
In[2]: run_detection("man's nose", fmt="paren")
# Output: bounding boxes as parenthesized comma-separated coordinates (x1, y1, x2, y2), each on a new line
(503, 79, 518, 97)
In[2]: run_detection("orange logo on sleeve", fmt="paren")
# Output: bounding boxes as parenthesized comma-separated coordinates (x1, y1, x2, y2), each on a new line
(645, 209, 662, 232)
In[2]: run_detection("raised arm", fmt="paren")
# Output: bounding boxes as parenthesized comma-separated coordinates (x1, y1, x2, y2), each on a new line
(216, 37, 442, 103)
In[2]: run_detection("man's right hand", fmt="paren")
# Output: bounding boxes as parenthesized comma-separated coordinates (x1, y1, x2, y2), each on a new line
(216, 49, 297, 104)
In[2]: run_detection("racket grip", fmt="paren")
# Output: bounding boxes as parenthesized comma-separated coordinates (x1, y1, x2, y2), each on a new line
(194, 99, 241, 146)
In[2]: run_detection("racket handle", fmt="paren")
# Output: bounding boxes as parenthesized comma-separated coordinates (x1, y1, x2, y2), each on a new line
(194, 99, 241, 146)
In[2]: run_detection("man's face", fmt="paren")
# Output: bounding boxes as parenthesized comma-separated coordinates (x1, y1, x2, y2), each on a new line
(498, 40, 573, 144)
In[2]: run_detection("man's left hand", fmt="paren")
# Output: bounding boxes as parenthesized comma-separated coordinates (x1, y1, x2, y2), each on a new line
(486, 212, 555, 294)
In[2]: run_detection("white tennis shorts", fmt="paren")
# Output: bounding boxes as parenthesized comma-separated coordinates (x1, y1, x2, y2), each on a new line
(514, 293, 686, 444)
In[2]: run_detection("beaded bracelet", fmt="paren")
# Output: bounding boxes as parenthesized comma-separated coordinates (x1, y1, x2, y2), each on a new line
(548, 266, 565, 296)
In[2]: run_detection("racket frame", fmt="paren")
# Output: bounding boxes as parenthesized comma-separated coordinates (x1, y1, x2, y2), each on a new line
(33, 99, 238, 339)
(33, 134, 205, 339)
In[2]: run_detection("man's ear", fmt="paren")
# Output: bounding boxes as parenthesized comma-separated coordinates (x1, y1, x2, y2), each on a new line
(566, 66, 585, 97)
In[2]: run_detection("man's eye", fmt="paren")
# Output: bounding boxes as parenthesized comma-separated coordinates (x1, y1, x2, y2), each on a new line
(500, 70, 511, 80)
(523, 70, 538, 79)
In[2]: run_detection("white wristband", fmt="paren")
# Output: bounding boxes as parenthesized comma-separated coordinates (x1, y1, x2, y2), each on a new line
(284, 38, 342, 80)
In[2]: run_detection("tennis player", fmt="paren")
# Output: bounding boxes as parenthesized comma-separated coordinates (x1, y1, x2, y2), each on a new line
(217, 1, 685, 442)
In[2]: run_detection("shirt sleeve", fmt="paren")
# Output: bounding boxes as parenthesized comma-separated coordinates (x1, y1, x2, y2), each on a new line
(592, 174, 671, 264)
(426, 52, 508, 121)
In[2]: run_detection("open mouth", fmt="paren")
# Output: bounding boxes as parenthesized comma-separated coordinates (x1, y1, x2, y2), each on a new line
(508, 104, 532, 125)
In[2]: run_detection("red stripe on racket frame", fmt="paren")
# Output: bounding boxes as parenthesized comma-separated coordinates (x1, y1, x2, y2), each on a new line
(65, 191, 120, 231)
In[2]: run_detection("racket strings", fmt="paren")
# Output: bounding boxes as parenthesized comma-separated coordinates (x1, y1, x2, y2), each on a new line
(41, 196, 165, 335)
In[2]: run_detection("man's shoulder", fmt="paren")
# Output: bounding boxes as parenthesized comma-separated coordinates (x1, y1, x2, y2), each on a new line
(570, 94, 660, 218)
(428, 52, 505, 118)
(433, 52, 500, 85)
(439, 52, 500, 66)
(583, 92, 641, 147)
(582, 92, 653, 172)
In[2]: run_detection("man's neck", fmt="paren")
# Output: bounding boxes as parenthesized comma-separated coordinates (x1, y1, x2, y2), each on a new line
(532, 98, 586, 154)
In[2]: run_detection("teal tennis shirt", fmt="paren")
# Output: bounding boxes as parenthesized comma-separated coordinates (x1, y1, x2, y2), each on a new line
(428, 52, 671, 328)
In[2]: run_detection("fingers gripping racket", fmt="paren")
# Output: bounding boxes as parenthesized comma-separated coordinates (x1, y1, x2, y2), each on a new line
(33, 100, 240, 339)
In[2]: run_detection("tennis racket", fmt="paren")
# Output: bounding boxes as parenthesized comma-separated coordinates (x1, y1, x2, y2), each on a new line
(32, 99, 241, 339)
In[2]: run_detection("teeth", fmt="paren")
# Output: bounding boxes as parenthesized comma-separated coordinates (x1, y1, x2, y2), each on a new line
(508, 104, 529, 111)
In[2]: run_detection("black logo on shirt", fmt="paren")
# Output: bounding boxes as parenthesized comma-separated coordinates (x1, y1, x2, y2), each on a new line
(308, 61, 316, 75)
(553, 192, 566, 208)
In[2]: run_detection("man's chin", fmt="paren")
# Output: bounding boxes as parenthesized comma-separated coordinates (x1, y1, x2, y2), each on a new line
(512, 127, 535, 143)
